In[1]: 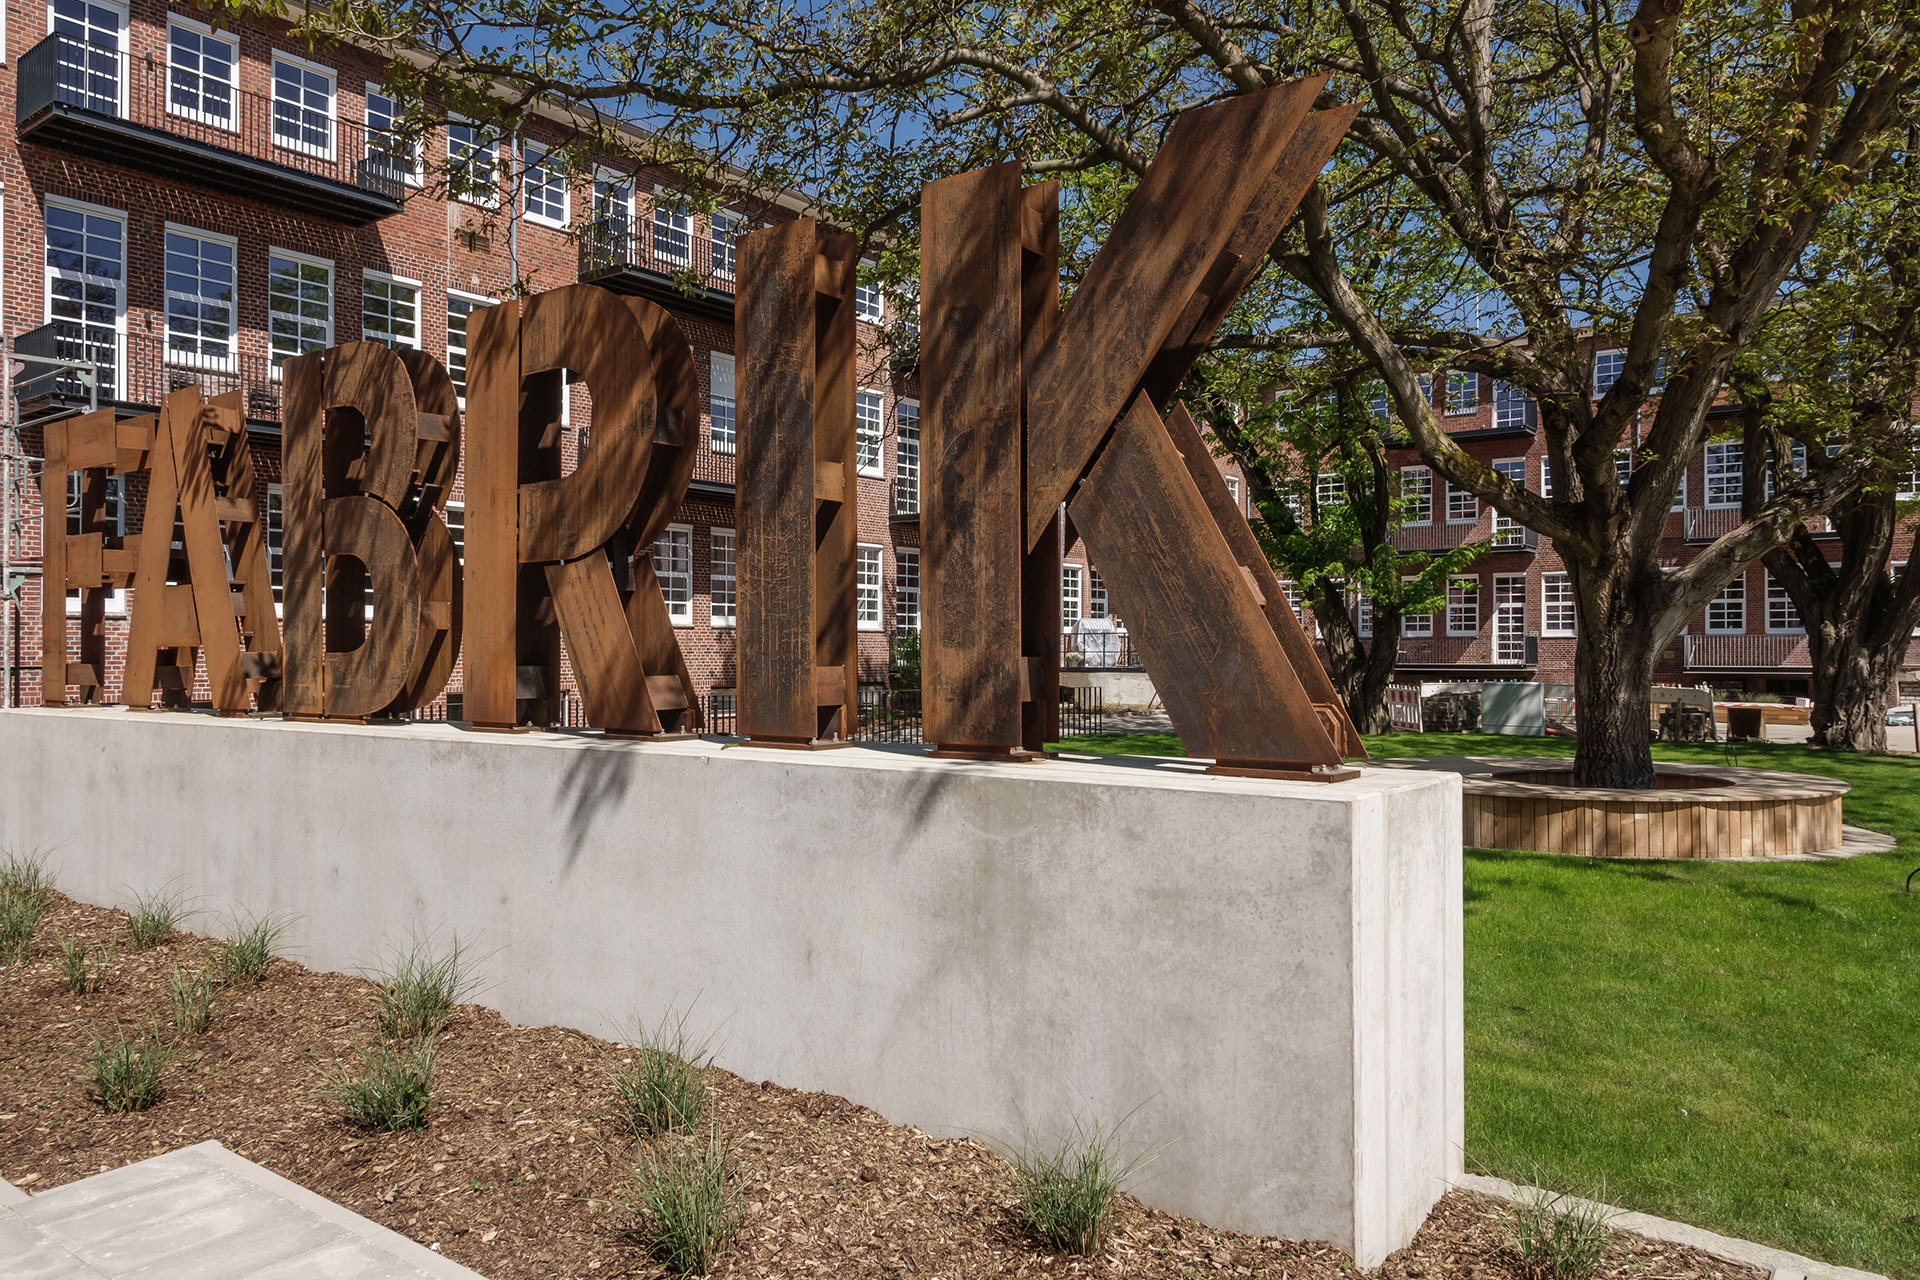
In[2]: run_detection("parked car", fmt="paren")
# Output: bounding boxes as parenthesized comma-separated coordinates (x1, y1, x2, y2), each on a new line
(1886, 707, 1915, 727)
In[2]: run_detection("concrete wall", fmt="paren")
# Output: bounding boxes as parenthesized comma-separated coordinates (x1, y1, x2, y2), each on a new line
(0, 709, 1463, 1264)
(1059, 669, 1160, 709)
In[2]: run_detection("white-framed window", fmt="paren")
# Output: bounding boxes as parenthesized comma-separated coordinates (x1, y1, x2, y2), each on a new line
(162, 223, 235, 370)
(265, 483, 285, 604)
(855, 280, 884, 324)
(708, 351, 736, 453)
(1541, 572, 1576, 636)
(709, 527, 736, 627)
(1402, 576, 1433, 637)
(1446, 481, 1479, 524)
(1445, 371, 1479, 416)
(856, 389, 885, 476)
(1316, 473, 1346, 508)
(1592, 348, 1626, 398)
(894, 398, 920, 515)
(1671, 467, 1688, 513)
(1446, 575, 1480, 635)
(270, 51, 335, 158)
(894, 546, 920, 631)
(447, 118, 500, 206)
(49, 0, 126, 116)
(1707, 577, 1745, 634)
(654, 524, 693, 625)
(365, 85, 423, 185)
(1226, 475, 1241, 512)
(1491, 458, 1526, 545)
(1492, 380, 1530, 429)
(1061, 563, 1082, 630)
(45, 195, 126, 400)
(267, 248, 332, 371)
(1493, 574, 1527, 662)
(1279, 579, 1308, 629)
(1765, 572, 1803, 634)
(361, 271, 420, 350)
(445, 290, 489, 406)
(1764, 441, 1809, 498)
(710, 211, 741, 279)
(856, 543, 883, 630)
(651, 191, 692, 263)
(1705, 440, 1743, 508)
(1355, 591, 1373, 638)
(1402, 466, 1432, 524)
(522, 143, 568, 227)
(1540, 457, 1552, 497)
(1615, 449, 1634, 490)
(167, 17, 236, 130)
(443, 500, 464, 568)
(1089, 568, 1109, 621)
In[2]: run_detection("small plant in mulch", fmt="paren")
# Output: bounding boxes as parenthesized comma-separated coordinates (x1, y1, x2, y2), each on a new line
(320, 1041, 437, 1131)
(0, 848, 56, 904)
(90, 1024, 173, 1113)
(373, 934, 480, 1042)
(610, 1006, 718, 1138)
(0, 887, 47, 965)
(1012, 1114, 1158, 1257)
(167, 966, 218, 1034)
(215, 911, 291, 987)
(126, 887, 190, 949)
(621, 1127, 747, 1277)
(58, 940, 114, 994)
(1506, 1186, 1614, 1280)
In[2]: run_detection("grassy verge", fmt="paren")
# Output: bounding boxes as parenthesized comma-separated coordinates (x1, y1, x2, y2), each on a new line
(1056, 729, 1920, 1276)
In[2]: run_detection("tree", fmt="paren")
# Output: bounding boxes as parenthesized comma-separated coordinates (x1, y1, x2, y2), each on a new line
(296, 0, 1920, 785)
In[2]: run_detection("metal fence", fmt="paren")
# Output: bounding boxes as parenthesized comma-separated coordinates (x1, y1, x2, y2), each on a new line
(1061, 629, 1144, 671)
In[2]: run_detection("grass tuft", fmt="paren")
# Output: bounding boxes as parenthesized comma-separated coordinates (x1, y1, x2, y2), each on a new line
(320, 1041, 436, 1131)
(167, 966, 217, 1034)
(623, 1128, 746, 1277)
(1507, 1186, 1613, 1280)
(0, 849, 55, 904)
(215, 911, 290, 987)
(1011, 1115, 1156, 1257)
(0, 888, 47, 965)
(90, 1025, 172, 1113)
(609, 1006, 716, 1138)
(126, 887, 189, 949)
(373, 934, 479, 1042)
(59, 939, 113, 994)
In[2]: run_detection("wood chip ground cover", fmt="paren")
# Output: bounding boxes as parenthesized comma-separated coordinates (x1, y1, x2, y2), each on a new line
(1, 896, 1763, 1280)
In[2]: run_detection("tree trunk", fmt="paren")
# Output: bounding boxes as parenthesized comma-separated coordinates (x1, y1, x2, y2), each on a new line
(1808, 633, 1892, 752)
(1571, 562, 1660, 788)
(1350, 622, 1401, 735)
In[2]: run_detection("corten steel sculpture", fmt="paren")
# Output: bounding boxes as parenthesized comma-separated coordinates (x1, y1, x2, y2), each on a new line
(281, 342, 460, 720)
(38, 407, 141, 708)
(734, 219, 861, 747)
(923, 77, 1366, 778)
(463, 284, 702, 734)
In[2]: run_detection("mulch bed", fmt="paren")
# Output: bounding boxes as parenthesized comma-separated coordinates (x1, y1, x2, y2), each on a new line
(1, 894, 1763, 1279)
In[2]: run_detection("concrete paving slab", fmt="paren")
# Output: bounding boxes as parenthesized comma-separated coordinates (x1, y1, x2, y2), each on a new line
(0, 1204, 109, 1279)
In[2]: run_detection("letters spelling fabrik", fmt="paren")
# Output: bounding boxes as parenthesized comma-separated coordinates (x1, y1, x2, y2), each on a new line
(39, 82, 1368, 779)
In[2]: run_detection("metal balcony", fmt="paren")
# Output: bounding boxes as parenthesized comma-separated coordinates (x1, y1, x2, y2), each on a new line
(14, 325, 283, 425)
(1391, 507, 1538, 553)
(1683, 504, 1832, 543)
(16, 33, 405, 224)
(579, 219, 738, 324)
(1683, 633, 1812, 672)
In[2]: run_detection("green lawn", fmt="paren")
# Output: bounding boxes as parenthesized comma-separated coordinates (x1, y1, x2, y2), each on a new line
(1060, 730, 1920, 1275)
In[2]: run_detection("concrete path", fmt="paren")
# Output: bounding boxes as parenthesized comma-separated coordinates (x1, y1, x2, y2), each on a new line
(0, 1141, 483, 1279)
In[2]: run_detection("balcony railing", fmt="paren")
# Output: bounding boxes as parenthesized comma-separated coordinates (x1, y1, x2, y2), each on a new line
(1684, 504, 1830, 543)
(17, 325, 285, 423)
(1062, 627, 1142, 671)
(18, 33, 405, 223)
(579, 218, 739, 320)
(1683, 632, 1812, 672)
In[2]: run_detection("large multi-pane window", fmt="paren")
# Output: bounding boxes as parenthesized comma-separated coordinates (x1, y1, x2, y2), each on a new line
(1445, 371, 1479, 416)
(271, 53, 335, 157)
(163, 226, 234, 369)
(710, 211, 741, 279)
(447, 120, 499, 205)
(1491, 458, 1526, 546)
(167, 18, 236, 129)
(708, 352, 736, 453)
(1446, 575, 1480, 635)
(1592, 348, 1626, 397)
(856, 544, 883, 629)
(361, 272, 419, 349)
(1707, 578, 1745, 633)
(51, 0, 124, 116)
(365, 87, 422, 184)
(654, 525, 692, 624)
(894, 547, 920, 631)
(1315, 474, 1346, 509)
(855, 282, 884, 324)
(1705, 440, 1743, 507)
(1541, 572, 1576, 636)
(652, 192, 692, 263)
(709, 528, 736, 627)
(1226, 476, 1241, 512)
(856, 390, 885, 475)
(894, 399, 920, 514)
(1402, 576, 1433, 638)
(267, 250, 332, 371)
(1061, 563, 1083, 629)
(1089, 569, 1109, 621)
(265, 484, 285, 602)
(522, 144, 568, 226)
(1492, 380, 1530, 429)
(1446, 480, 1479, 524)
(1766, 572, 1803, 634)
(45, 197, 125, 399)
(1401, 466, 1432, 524)
(446, 292, 487, 405)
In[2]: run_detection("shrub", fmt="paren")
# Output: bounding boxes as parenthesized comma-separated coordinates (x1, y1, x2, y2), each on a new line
(609, 1006, 716, 1138)
(320, 1042, 436, 1131)
(126, 887, 189, 949)
(373, 934, 479, 1042)
(1507, 1186, 1613, 1280)
(91, 1025, 172, 1113)
(216, 911, 290, 987)
(167, 967, 217, 1034)
(0, 888, 46, 965)
(624, 1128, 746, 1277)
(0, 849, 54, 904)
(59, 940, 113, 994)
(1012, 1116, 1156, 1257)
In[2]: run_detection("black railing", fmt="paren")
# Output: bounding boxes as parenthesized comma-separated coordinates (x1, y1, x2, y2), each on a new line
(1062, 629, 1143, 671)
(580, 217, 738, 297)
(18, 32, 405, 205)
(18, 326, 285, 422)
